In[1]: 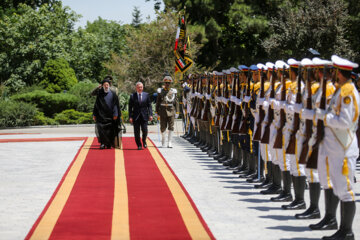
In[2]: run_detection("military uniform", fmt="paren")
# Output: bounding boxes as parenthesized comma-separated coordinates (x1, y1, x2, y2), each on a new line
(156, 76, 179, 148)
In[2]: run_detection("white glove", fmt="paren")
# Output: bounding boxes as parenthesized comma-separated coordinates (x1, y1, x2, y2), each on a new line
(257, 97, 265, 105)
(262, 100, 269, 110)
(300, 109, 315, 120)
(244, 95, 251, 103)
(293, 103, 302, 113)
(280, 101, 286, 109)
(315, 108, 326, 120)
(175, 113, 179, 119)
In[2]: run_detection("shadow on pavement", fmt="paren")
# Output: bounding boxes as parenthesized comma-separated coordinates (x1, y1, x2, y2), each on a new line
(267, 225, 310, 232)
(260, 214, 296, 221)
(241, 198, 273, 203)
(248, 206, 280, 211)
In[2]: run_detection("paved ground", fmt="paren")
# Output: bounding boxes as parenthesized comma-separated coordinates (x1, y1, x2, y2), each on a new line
(0, 122, 359, 240)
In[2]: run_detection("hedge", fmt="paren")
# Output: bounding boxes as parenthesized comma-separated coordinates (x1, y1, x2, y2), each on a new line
(11, 90, 79, 117)
(0, 100, 37, 128)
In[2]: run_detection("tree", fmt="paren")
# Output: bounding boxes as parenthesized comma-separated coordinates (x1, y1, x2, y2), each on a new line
(40, 58, 78, 93)
(0, 2, 79, 92)
(262, 0, 353, 60)
(105, 12, 201, 93)
(155, 0, 284, 69)
(132, 6, 142, 28)
(70, 18, 127, 82)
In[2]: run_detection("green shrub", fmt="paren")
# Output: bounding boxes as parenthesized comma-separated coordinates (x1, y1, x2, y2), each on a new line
(40, 58, 78, 93)
(0, 100, 37, 128)
(118, 92, 130, 111)
(11, 90, 79, 117)
(68, 81, 98, 112)
(33, 112, 57, 126)
(121, 110, 129, 123)
(54, 109, 93, 124)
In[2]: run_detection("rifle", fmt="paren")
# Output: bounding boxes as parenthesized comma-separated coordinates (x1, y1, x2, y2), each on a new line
(214, 73, 222, 127)
(201, 75, 211, 121)
(299, 68, 313, 164)
(220, 73, 230, 130)
(273, 66, 287, 149)
(196, 75, 205, 119)
(306, 66, 328, 169)
(189, 77, 198, 117)
(231, 71, 242, 133)
(286, 66, 302, 154)
(225, 70, 237, 130)
(253, 69, 266, 141)
(239, 70, 252, 134)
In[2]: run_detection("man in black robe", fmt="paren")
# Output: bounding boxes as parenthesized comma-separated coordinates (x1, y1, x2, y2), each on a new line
(92, 77, 121, 149)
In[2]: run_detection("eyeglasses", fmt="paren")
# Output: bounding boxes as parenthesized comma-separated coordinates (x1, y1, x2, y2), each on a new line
(165, 82, 171, 84)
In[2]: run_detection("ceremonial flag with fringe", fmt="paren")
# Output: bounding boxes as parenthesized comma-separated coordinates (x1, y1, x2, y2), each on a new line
(174, 14, 193, 73)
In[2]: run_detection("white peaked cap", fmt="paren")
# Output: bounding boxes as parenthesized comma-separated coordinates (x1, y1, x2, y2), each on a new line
(265, 62, 275, 70)
(257, 63, 267, 70)
(275, 60, 289, 69)
(223, 69, 231, 74)
(331, 55, 359, 70)
(301, 58, 313, 67)
(215, 71, 223, 76)
(287, 58, 301, 66)
(312, 57, 332, 66)
(230, 67, 239, 73)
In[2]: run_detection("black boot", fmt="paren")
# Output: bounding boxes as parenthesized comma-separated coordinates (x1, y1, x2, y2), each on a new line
(322, 201, 355, 240)
(271, 170, 293, 202)
(295, 182, 321, 218)
(255, 160, 273, 189)
(239, 153, 255, 178)
(261, 163, 282, 195)
(282, 176, 307, 210)
(309, 188, 339, 230)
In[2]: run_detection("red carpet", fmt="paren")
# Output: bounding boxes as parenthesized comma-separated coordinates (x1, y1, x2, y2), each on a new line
(25, 137, 214, 240)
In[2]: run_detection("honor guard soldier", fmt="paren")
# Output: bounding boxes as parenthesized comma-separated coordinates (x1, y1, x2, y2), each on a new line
(308, 55, 359, 240)
(156, 75, 180, 148)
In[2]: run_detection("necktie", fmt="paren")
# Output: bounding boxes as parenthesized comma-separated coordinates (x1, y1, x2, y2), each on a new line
(139, 93, 142, 102)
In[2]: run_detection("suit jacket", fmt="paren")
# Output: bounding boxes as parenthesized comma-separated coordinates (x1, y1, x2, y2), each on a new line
(129, 92, 153, 121)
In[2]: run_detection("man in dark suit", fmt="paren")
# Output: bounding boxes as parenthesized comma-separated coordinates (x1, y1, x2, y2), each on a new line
(129, 82, 153, 150)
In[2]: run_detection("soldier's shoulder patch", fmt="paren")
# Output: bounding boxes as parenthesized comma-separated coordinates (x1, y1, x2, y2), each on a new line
(157, 88, 162, 93)
(340, 82, 354, 97)
(343, 96, 351, 105)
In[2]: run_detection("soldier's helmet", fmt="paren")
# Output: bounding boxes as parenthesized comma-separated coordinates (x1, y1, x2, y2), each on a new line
(163, 76, 173, 83)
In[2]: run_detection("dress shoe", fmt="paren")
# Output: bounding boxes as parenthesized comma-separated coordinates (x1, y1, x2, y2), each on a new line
(254, 178, 272, 189)
(309, 215, 338, 230)
(271, 191, 293, 202)
(281, 199, 306, 210)
(143, 143, 147, 148)
(260, 184, 282, 195)
(100, 144, 105, 149)
(137, 146, 142, 150)
(106, 145, 111, 149)
(295, 206, 320, 219)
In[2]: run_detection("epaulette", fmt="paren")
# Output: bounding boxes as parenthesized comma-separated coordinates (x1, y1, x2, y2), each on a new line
(171, 88, 177, 94)
(311, 82, 320, 95)
(340, 82, 354, 97)
(254, 82, 261, 93)
(157, 88, 162, 93)
(285, 79, 292, 90)
(326, 82, 335, 98)
(250, 82, 254, 90)
(264, 82, 271, 92)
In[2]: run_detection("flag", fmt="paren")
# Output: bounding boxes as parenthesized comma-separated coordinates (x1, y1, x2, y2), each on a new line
(174, 14, 193, 73)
